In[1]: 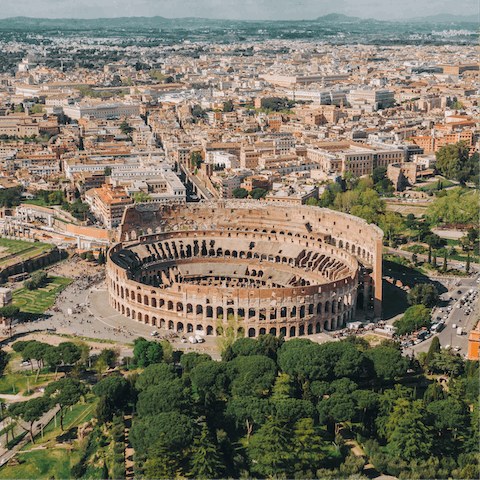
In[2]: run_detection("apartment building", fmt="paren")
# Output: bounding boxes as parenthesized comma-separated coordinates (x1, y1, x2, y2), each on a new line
(307, 142, 405, 176)
(85, 184, 133, 229)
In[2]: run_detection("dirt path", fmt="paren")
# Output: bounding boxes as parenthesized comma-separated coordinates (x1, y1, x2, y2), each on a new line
(124, 416, 134, 479)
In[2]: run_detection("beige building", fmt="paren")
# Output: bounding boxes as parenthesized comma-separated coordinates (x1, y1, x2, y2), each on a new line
(85, 184, 133, 229)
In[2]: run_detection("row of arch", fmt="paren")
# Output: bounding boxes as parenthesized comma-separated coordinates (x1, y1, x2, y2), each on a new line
(111, 281, 354, 318)
(110, 298, 352, 337)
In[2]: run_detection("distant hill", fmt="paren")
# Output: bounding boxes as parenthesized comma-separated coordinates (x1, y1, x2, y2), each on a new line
(402, 13, 479, 23)
(315, 13, 363, 22)
(0, 14, 477, 29)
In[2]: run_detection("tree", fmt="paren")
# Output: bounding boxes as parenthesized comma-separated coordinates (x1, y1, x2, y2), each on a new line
(144, 434, 183, 479)
(366, 345, 408, 380)
(98, 348, 119, 369)
(435, 142, 470, 182)
(136, 363, 176, 392)
(249, 188, 267, 199)
(291, 417, 326, 473)
(43, 346, 62, 380)
(465, 251, 470, 274)
(223, 100, 234, 112)
(8, 397, 51, 444)
(0, 350, 8, 378)
(425, 336, 441, 370)
(120, 119, 134, 135)
(393, 305, 431, 335)
(104, 166, 112, 176)
(190, 151, 203, 169)
(58, 342, 81, 366)
(44, 378, 87, 430)
(188, 425, 224, 478)
(136, 379, 190, 417)
(232, 187, 248, 199)
(385, 399, 433, 461)
(133, 337, 164, 368)
(132, 191, 153, 203)
(92, 375, 131, 421)
(247, 416, 294, 478)
(407, 284, 439, 308)
(0, 305, 19, 324)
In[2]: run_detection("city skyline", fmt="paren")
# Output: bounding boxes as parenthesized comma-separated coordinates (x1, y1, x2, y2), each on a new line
(0, 0, 478, 21)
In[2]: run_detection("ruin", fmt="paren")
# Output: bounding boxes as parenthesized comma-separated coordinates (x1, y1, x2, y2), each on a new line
(107, 200, 383, 338)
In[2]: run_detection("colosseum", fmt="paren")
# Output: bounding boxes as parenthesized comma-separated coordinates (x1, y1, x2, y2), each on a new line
(106, 200, 383, 339)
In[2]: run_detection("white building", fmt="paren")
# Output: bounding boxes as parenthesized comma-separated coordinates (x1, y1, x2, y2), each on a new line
(63, 102, 140, 120)
(207, 151, 239, 169)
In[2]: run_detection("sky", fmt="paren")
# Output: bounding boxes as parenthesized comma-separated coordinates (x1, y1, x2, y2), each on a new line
(0, 0, 478, 21)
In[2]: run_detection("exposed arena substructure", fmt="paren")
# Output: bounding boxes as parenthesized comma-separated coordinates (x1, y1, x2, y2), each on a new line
(107, 201, 383, 339)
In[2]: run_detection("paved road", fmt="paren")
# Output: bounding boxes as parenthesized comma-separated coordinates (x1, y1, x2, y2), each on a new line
(9, 276, 222, 361)
(403, 274, 479, 357)
(0, 405, 60, 464)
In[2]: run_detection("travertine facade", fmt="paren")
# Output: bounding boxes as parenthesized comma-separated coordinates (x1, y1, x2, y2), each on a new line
(107, 201, 383, 338)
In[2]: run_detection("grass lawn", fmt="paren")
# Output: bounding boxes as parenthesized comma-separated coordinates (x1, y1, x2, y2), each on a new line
(12, 276, 73, 314)
(0, 447, 81, 479)
(416, 179, 455, 191)
(0, 238, 54, 268)
(0, 396, 96, 479)
(0, 371, 57, 395)
(20, 199, 51, 208)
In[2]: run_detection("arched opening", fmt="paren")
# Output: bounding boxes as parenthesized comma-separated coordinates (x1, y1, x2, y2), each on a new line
(151, 298, 157, 308)
(126, 308, 130, 317)
(290, 306, 296, 318)
(280, 327, 287, 337)
(160, 319, 165, 328)
(299, 325, 305, 336)
(300, 306, 305, 318)
(325, 301, 329, 314)
(259, 328, 266, 335)
(186, 303, 193, 314)
(308, 324, 313, 335)
(248, 328, 256, 338)
(206, 306, 213, 318)
(269, 327, 277, 336)
(280, 307, 287, 318)
(207, 325, 213, 335)
(187, 323, 193, 333)
(196, 305, 203, 315)
(315, 322, 321, 333)
(217, 306, 224, 319)
(237, 327, 245, 337)
(137, 294, 142, 303)
(168, 301, 174, 310)
(248, 308, 256, 319)
(196, 324, 203, 331)
(144, 315, 149, 324)
(144, 295, 149, 305)
(152, 317, 157, 326)
(168, 320, 174, 329)
(177, 322, 184, 332)
(289, 326, 296, 337)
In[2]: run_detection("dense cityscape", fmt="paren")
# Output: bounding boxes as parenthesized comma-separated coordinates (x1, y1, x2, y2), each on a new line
(0, 11, 477, 480)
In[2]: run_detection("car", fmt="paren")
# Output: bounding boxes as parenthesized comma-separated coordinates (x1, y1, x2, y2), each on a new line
(453, 346, 460, 352)
(457, 290, 462, 294)
(150, 331, 158, 336)
(21, 361, 30, 366)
